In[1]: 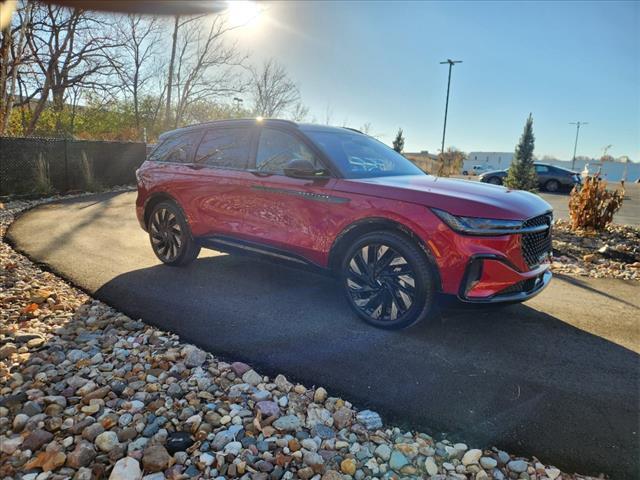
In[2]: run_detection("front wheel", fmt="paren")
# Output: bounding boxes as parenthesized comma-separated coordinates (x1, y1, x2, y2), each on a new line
(341, 231, 436, 329)
(148, 201, 200, 266)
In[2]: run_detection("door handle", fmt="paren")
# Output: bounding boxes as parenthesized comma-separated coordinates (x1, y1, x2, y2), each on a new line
(186, 164, 205, 170)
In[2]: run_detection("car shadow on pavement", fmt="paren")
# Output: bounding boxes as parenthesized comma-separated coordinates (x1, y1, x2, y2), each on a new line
(553, 272, 639, 309)
(94, 254, 640, 479)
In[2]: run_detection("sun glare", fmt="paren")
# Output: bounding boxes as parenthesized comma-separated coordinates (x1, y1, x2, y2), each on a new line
(226, 1, 263, 28)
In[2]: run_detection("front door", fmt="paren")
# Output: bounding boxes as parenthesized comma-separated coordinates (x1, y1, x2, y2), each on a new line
(241, 127, 339, 264)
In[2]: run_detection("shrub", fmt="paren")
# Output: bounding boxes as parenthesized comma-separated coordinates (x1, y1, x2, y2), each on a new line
(568, 176, 624, 231)
(436, 148, 466, 177)
(80, 150, 102, 192)
(33, 153, 54, 196)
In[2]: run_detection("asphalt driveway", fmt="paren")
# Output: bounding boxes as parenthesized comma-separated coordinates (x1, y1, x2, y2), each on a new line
(7, 191, 640, 479)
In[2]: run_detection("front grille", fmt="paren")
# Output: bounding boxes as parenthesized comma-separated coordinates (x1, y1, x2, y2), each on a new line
(521, 213, 552, 268)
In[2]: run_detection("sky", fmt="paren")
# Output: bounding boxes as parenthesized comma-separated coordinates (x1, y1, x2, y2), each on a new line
(226, 0, 639, 161)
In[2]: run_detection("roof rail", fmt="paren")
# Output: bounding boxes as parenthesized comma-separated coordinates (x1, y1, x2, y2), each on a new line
(343, 127, 363, 134)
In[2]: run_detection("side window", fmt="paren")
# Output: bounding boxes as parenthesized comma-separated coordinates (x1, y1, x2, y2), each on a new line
(196, 127, 252, 169)
(256, 128, 319, 174)
(535, 165, 549, 173)
(149, 131, 201, 163)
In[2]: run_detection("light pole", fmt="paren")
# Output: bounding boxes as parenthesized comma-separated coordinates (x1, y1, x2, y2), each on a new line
(439, 59, 462, 155)
(233, 97, 243, 115)
(570, 121, 588, 170)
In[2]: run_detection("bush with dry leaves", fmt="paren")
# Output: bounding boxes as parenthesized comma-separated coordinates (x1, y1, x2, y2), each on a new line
(568, 176, 624, 231)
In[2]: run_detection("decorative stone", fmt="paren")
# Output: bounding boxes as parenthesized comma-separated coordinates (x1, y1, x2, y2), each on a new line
(508, 460, 529, 473)
(142, 445, 172, 472)
(66, 442, 96, 468)
(356, 410, 382, 430)
(166, 432, 193, 454)
(462, 448, 482, 466)
(95, 431, 119, 452)
(183, 346, 207, 368)
(273, 415, 301, 432)
(340, 458, 356, 475)
(109, 457, 142, 480)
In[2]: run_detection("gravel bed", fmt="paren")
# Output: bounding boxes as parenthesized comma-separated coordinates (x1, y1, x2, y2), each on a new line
(1, 194, 602, 480)
(551, 220, 640, 280)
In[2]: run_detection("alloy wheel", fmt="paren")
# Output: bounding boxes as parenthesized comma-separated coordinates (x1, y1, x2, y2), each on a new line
(345, 243, 417, 322)
(150, 207, 184, 262)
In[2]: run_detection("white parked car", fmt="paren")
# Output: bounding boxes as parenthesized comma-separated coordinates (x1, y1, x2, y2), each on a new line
(462, 164, 493, 176)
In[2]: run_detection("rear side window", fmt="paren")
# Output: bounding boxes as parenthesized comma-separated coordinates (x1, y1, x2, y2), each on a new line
(256, 128, 320, 174)
(535, 165, 549, 173)
(196, 127, 252, 169)
(149, 131, 202, 163)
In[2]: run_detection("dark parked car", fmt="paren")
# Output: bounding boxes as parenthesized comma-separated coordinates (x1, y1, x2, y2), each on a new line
(136, 119, 553, 329)
(479, 163, 581, 192)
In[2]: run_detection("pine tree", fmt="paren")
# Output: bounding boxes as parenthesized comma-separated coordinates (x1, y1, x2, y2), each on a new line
(504, 114, 537, 191)
(392, 128, 405, 153)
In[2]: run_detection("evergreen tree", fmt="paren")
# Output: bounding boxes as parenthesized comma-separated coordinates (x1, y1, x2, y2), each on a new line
(504, 114, 537, 191)
(392, 128, 405, 153)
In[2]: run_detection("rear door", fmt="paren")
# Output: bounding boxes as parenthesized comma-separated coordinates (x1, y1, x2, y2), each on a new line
(179, 125, 258, 237)
(144, 129, 206, 215)
(241, 126, 338, 264)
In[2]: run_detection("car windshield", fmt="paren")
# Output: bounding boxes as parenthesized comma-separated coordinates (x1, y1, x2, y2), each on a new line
(305, 130, 426, 179)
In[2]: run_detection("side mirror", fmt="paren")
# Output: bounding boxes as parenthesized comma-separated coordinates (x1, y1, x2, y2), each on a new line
(283, 158, 328, 179)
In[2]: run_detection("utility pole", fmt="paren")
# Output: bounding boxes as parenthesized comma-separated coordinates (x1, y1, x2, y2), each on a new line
(569, 121, 588, 170)
(439, 59, 462, 155)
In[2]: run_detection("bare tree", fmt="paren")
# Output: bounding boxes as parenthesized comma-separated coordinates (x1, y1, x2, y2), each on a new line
(170, 15, 246, 127)
(0, 1, 33, 134)
(289, 101, 309, 122)
(164, 15, 179, 128)
(112, 14, 163, 134)
(250, 58, 301, 118)
(21, 3, 120, 135)
(360, 122, 372, 135)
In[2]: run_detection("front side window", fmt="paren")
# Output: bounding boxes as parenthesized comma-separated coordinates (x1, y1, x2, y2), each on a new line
(149, 131, 201, 163)
(535, 165, 549, 173)
(196, 127, 252, 169)
(305, 130, 425, 179)
(256, 128, 320, 174)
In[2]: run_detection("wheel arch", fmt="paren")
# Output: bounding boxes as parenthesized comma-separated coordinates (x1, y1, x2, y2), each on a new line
(328, 217, 442, 291)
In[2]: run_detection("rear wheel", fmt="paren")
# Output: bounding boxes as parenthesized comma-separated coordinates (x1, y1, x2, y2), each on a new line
(545, 179, 560, 192)
(341, 231, 436, 329)
(148, 201, 200, 266)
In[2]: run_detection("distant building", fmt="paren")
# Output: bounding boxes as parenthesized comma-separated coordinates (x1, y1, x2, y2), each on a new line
(462, 151, 638, 182)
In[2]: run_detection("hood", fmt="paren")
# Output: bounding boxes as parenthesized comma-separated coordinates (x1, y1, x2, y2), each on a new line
(336, 175, 552, 221)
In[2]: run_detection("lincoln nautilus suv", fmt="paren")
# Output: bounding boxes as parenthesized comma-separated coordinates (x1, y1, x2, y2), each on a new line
(136, 119, 553, 329)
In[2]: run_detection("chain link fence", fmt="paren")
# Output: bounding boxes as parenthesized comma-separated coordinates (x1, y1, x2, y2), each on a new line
(0, 136, 146, 196)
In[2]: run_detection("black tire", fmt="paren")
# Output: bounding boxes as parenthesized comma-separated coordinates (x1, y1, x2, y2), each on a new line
(488, 176, 502, 185)
(148, 201, 200, 266)
(545, 179, 560, 192)
(340, 231, 436, 329)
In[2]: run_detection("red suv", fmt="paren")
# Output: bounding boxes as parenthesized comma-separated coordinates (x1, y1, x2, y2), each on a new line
(136, 119, 552, 329)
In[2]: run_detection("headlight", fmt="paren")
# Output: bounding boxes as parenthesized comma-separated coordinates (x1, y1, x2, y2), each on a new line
(431, 208, 547, 236)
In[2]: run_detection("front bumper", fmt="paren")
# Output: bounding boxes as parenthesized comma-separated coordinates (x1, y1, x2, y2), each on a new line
(458, 255, 551, 303)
